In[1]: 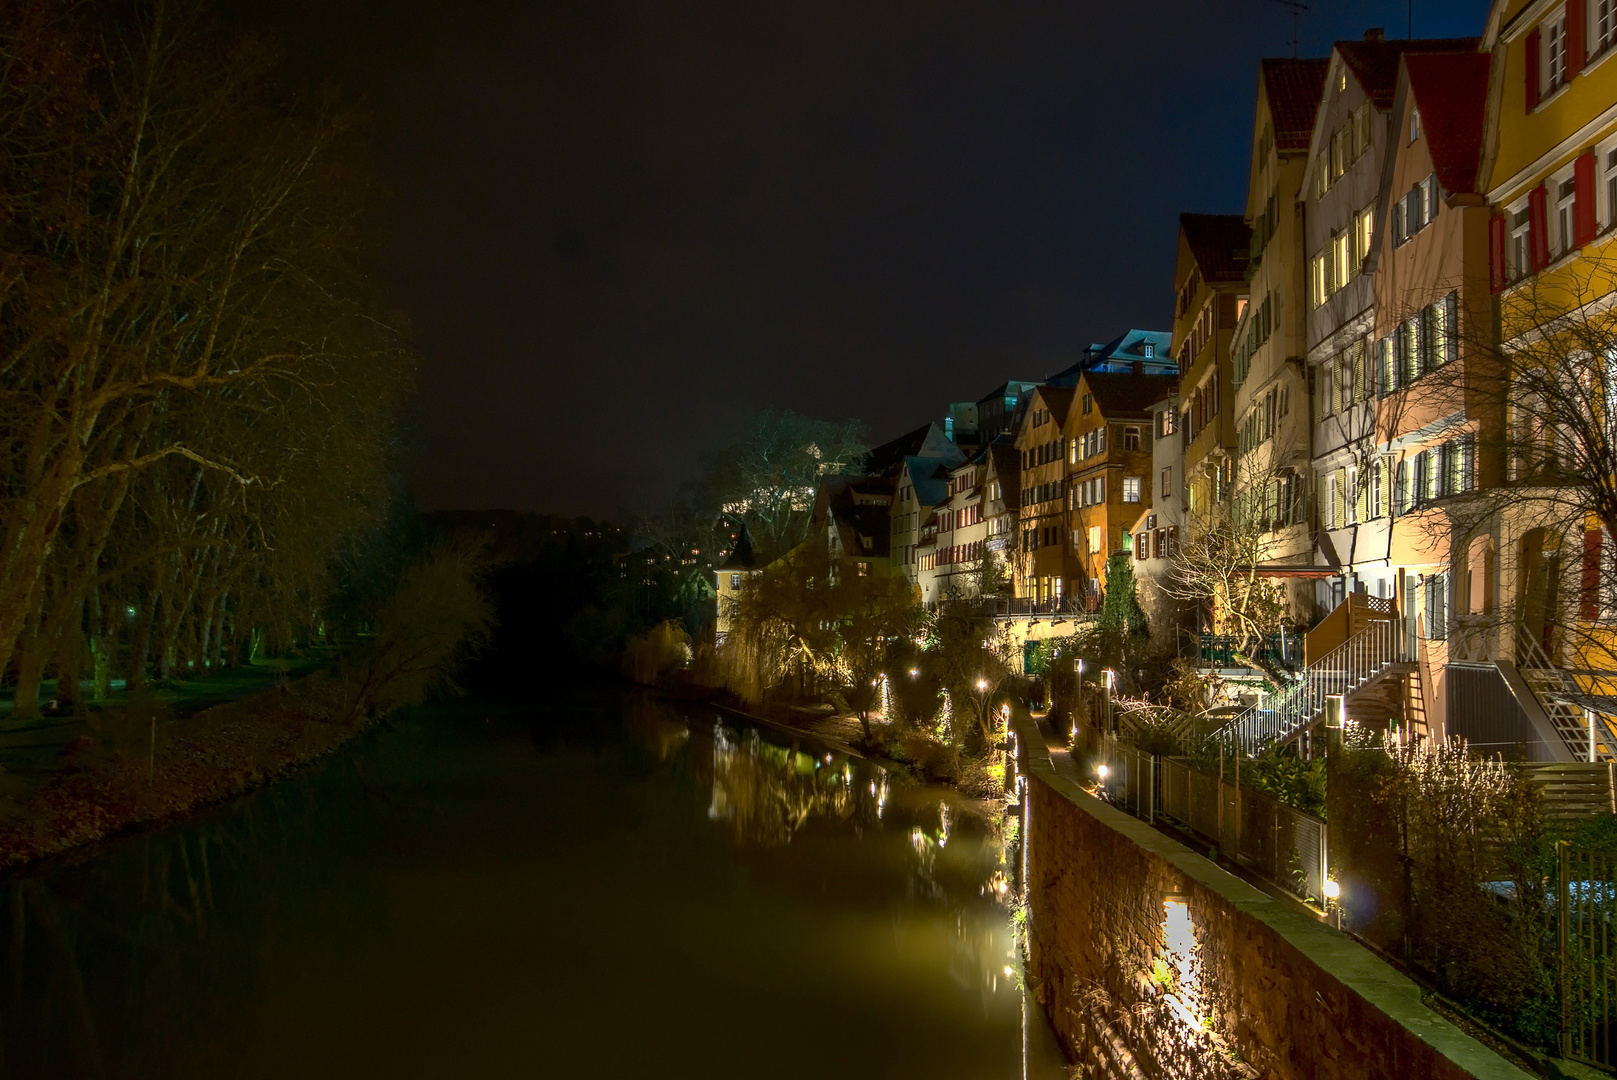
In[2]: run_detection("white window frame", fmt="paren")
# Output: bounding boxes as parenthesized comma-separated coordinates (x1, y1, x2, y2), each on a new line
(1555, 168, 1578, 257)
(1602, 138, 1617, 234)
(1123, 476, 1141, 503)
(1596, 0, 1616, 59)
(1546, 13, 1568, 96)
(1509, 197, 1532, 279)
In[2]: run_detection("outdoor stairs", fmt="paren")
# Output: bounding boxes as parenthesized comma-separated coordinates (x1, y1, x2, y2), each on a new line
(1214, 617, 1411, 757)
(1515, 631, 1617, 763)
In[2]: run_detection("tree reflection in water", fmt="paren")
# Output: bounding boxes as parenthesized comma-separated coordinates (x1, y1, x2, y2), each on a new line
(0, 694, 1058, 1079)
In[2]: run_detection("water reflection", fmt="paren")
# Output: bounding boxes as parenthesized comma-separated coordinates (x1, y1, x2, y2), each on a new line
(0, 691, 1065, 1079)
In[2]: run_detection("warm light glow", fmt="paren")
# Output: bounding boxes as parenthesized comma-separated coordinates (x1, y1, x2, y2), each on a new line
(1002, 965, 1014, 977)
(976, 679, 987, 690)
(909, 668, 918, 677)
(1323, 879, 1341, 900)
(1097, 764, 1109, 779)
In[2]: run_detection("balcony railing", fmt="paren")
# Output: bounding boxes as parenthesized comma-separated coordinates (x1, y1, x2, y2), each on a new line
(1198, 631, 1304, 672)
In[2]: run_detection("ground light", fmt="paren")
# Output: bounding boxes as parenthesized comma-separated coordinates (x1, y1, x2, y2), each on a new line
(1097, 764, 1109, 779)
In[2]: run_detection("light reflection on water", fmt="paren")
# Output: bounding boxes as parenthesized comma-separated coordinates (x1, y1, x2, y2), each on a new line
(0, 688, 1067, 1079)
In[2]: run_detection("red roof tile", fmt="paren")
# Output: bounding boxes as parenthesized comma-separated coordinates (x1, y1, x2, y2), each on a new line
(1403, 52, 1490, 196)
(1335, 37, 1479, 108)
(1180, 213, 1251, 284)
(1262, 58, 1330, 151)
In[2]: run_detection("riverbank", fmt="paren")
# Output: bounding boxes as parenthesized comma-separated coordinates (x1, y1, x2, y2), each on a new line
(0, 671, 375, 873)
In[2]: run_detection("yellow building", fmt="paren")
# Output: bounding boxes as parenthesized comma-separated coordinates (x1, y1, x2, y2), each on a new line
(1013, 385, 1076, 608)
(1475, 0, 1617, 752)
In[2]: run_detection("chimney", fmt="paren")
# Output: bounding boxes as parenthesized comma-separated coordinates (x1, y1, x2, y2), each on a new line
(1364, 27, 1385, 41)
(1132, 360, 1144, 376)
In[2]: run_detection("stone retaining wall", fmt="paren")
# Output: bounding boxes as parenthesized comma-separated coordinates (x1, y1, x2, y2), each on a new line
(1014, 716, 1531, 1080)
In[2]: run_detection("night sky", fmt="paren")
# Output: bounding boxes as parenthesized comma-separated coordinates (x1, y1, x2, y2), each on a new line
(230, 0, 1486, 518)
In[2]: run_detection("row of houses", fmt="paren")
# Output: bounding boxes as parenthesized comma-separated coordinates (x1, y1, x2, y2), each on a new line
(725, 1, 1617, 763)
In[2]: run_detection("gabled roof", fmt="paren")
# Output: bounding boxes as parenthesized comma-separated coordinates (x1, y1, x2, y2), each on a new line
(903, 456, 953, 508)
(829, 504, 892, 559)
(1403, 51, 1490, 196)
(1262, 58, 1331, 151)
(1080, 372, 1177, 419)
(1180, 213, 1251, 284)
(984, 439, 1021, 511)
(1033, 385, 1077, 428)
(1335, 37, 1480, 109)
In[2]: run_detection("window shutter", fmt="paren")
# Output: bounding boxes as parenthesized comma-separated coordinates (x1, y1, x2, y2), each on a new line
(1527, 26, 1542, 110)
(1530, 183, 1551, 270)
(1379, 458, 1392, 517)
(1584, 527, 1603, 620)
(1355, 469, 1369, 522)
(1331, 360, 1343, 415)
(1569, 0, 1588, 77)
(1335, 467, 1348, 528)
(1319, 474, 1332, 529)
(1352, 339, 1367, 403)
(1575, 149, 1598, 248)
(1489, 212, 1508, 293)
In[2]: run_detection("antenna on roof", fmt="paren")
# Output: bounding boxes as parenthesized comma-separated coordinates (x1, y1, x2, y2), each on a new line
(1266, 0, 1311, 57)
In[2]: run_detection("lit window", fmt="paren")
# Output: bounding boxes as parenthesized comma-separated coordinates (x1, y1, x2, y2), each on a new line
(1123, 476, 1142, 503)
(730, 574, 741, 589)
(1088, 526, 1103, 554)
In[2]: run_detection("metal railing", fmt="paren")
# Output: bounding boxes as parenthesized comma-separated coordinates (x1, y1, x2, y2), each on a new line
(1560, 840, 1617, 1069)
(1092, 732, 1329, 906)
(1198, 630, 1305, 672)
(1516, 629, 1609, 762)
(1215, 618, 1407, 756)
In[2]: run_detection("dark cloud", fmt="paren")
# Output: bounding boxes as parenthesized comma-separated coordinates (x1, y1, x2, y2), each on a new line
(228, 0, 1487, 516)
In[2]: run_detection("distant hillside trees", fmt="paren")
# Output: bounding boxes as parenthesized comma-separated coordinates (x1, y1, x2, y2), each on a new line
(0, 1, 413, 713)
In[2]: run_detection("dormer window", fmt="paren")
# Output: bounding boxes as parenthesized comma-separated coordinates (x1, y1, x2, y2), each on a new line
(1143, 342, 1155, 359)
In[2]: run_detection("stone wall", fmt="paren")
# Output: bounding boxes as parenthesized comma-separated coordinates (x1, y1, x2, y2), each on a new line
(1014, 717, 1530, 1080)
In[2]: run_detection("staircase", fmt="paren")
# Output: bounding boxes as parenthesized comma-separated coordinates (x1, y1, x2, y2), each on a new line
(1215, 618, 1410, 757)
(1515, 631, 1617, 762)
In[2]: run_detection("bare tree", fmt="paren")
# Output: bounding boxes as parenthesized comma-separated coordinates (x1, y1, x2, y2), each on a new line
(0, 1, 411, 709)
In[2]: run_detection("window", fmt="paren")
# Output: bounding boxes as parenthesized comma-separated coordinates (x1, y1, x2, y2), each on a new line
(1409, 106, 1421, 143)
(1606, 147, 1617, 232)
(1557, 175, 1578, 255)
(1135, 533, 1148, 561)
(1123, 476, 1142, 503)
(1160, 408, 1176, 437)
(1511, 205, 1532, 278)
(1143, 342, 1155, 359)
(1547, 14, 1566, 94)
(1597, 0, 1616, 57)
(1088, 526, 1103, 554)
(1423, 573, 1449, 640)
(1355, 205, 1375, 266)
(1081, 393, 1093, 414)
(1122, 426, 1141, 451)
(1161, 466, 1172, 498)
(730, 574, 741, 589)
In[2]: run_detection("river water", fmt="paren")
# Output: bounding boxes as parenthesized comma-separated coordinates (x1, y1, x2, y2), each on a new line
(0, 687, 1068, 1079)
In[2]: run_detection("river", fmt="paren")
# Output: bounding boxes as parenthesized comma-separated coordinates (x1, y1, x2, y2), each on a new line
(0, 686, 1068, 1078)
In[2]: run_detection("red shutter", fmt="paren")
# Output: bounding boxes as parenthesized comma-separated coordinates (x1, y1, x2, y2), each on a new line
(1584, 527, 1603, 620)
(1575, 148, 1598, 247)
(1527, 26, 1542, 109)
(1529, 183, 1551, 270)
(1569, 0, 1588, 77)
(1489, 212, 1508, 292)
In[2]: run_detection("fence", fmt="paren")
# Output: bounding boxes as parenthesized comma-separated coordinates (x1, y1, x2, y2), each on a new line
(1091, 729, 1329, 907)
(1559, 841, 1617, 1069)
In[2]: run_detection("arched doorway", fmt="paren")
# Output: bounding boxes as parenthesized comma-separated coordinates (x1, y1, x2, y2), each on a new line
(1517, 527, 1562, 661)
